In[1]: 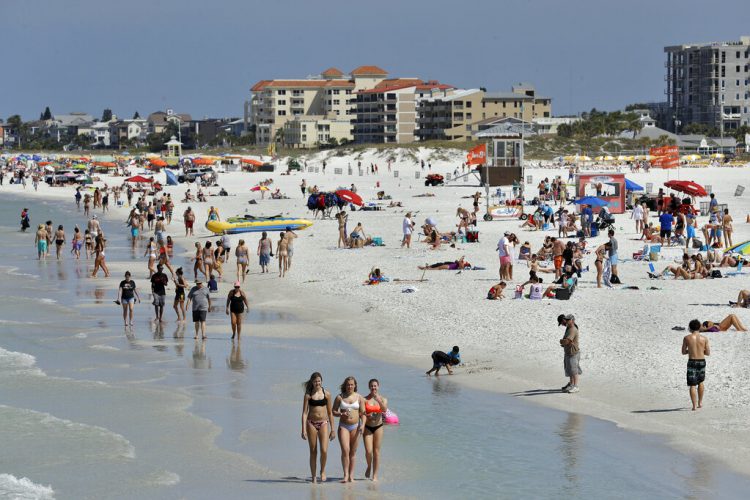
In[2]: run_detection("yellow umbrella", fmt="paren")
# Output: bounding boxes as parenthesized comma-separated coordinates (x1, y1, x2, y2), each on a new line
(710, 153, 725, 159)
(595, 155, 605, 161)
(603, 155, 615, 161)
(578, 155, 592, 162)
(616, 155, 628, 161)
(681, 154, 701, 161)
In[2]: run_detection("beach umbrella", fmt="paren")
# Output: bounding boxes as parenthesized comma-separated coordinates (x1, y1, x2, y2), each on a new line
(664, 180, 707, 197)
(72, 163, 87, 170)
(624, 178, 644, 191)
(335, 189, 363, 206)
(578, 155, 592, 162)
(595, 155, 605, 161)
(149, 158, 167, 167)
(603, 155, 615, 161)
(191, 157, 214, 165)
(710, 153, 725, 159)
(572, 196, 609, 207)
(681, 154, 701, 161)
(126, 175, 153, 183)
(241, 158, 264, 167)
(250, 185, 269, 192)
(726, 241, 750, 256)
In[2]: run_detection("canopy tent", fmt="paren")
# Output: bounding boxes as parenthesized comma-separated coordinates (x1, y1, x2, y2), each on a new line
(126, 175, 154, 183)
(93, 161, 117, 168)
(624, 178, 644, 191)
(241, 158, 264, 167)
(149, 158, 167, 167)
(664, 180, 707, 198)
(572, 196, 609, 207)
(191, 157, 215, 165)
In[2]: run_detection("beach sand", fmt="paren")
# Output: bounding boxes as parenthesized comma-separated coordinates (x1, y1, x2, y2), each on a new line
(5, 149, 750, 480)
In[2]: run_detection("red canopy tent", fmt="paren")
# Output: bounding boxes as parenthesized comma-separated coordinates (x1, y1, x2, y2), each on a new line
(664, 180, 707, 198)
(126, 175, 154, 183)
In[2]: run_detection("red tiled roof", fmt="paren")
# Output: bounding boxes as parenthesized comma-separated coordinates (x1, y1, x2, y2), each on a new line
(351, 65, 388, 76)
(321, 67, 344, 76)
(251, 79, 354, 90)
(358, 79, 454, 94)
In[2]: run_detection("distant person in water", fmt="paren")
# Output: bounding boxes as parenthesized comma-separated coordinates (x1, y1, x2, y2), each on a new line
(426, 346, 461, 376)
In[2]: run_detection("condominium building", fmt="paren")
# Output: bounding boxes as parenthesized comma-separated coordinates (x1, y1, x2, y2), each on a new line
(353, 79, 454, 144)
(665, 36, 750, 131)
(250, 66, 390, 146)
(416, 84, 552, 141)
(283, 117, 352, 149)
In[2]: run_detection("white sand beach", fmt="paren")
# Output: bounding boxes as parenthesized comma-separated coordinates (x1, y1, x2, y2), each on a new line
(6, 149, 750, 476)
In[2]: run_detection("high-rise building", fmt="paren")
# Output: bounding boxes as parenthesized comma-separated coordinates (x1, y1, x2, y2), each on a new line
(665, 36, 750, 132)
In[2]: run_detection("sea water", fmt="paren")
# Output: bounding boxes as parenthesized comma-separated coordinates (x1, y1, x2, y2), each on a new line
(1, 192, 749, 499)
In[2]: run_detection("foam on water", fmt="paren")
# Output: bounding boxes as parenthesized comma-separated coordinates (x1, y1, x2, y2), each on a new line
(73, 333, 87, 339)
(0, 474, 55, 500)
(146, 471, 181, 486)
(0, 347, 46, 377)
(0, 265, 39, 279)
(89, 345, 119, 352)
(0, 405, 136, 460)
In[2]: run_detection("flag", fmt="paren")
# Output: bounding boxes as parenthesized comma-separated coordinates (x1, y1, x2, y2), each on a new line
(467, 144, 486, 165)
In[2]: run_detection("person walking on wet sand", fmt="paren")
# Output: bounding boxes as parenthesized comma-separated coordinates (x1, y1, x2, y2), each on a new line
(35, 224, 48, 260)
(683, 319, 710, 411)
(276, 232, 289, 277)
(558, 314, 581, 393)
(116, 271, 140, 327)
(186, 279, 211, 340)
(301, 372, 335, 483)
(225, 281, 249, 340)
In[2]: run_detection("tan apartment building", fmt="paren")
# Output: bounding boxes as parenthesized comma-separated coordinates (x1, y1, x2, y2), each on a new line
(283, 116, 353, 149)
(416, 84, 552, 141)
(250, 66, 390, 146)
(353, 79, 454, 144)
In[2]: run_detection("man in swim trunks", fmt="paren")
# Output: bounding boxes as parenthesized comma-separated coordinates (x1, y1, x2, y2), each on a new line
(150, 264, 169, 323)
(426, 346, 461, 376)
(682, 319, 710, 411)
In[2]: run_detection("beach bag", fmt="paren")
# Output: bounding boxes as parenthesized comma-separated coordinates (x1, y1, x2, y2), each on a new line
(692, 238, 703, 249)
(555, 287, 573, 300)
(711, 270, 722, 278)
(610, 274, 621, 284)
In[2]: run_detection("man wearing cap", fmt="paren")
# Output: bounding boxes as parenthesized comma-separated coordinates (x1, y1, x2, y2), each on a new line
(186, 279, 211, 340)
(87, 214, 102, 239)
(558, 314, 581, 393)
(150, 264, 169, 322)
(285, 226, 297, 270)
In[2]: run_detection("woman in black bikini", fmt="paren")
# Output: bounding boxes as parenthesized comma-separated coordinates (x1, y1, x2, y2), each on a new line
(594, 243, 608, 288)
(173, 267, 187, 322)
(54, 225, 66, 260)
(363, 378, 388, 482)
(225, 281, 249, 340)
(301, 372, 335, 483)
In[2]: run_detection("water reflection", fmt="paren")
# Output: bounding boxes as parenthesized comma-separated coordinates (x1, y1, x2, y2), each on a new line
(557, 412, 583, 495)
(192, 340, 212, 369)
(93, 287, 106, 304)
(685, 454, 715, 500)
(56, 261, 67, 281)
(226, 341, 247, 372)
(430, 377, 460, 397)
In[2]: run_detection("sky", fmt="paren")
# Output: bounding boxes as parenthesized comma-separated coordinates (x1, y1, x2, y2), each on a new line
(2, 0, 750, 121)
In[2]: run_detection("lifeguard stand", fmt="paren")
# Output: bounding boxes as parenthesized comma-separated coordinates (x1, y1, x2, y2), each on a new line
(164, 136, 182, 166)
(474, 121, 525, 193)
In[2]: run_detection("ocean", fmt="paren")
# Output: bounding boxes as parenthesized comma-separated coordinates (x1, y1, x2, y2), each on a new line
(1, 192, 749, 499)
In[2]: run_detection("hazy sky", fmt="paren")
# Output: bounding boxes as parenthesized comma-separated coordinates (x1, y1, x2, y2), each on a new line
(2, 0, 749, 121)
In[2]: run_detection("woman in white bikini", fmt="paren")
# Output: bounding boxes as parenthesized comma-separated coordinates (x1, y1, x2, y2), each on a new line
(332, 376, 365, 483)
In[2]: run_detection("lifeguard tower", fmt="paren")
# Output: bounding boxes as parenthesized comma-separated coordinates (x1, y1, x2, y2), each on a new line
(474, 120, 526, 197)
(164, 136, 182, 166)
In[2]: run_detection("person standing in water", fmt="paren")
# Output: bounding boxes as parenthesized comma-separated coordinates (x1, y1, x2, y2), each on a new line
(225, 281, 249, 340)
(186, 279, 211, 340)
(363, 378, 387, 482)
(682, 319, 711, 411)
(54, 225, 66, 260)
(71, 226, 83, 260)
(116, 271, 140, 327)
(235, 239, 250, 280)
(173, 267, 187, 323)
(301, 372, 335, 483)
(150, 264, 169, 323)
(91, 234, 110, 277)
(256, 234, 270, 275)
(35, 224, 48, 260)
(332, 376, 365, 483)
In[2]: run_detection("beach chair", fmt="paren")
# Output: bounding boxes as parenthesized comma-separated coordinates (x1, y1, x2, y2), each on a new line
(727, 259, 744, 276)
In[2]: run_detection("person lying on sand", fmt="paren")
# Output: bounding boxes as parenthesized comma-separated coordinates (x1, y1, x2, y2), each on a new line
(413, 193, 436, 198)
(730, 290, 750, 308)
(700, 314, 747, 332)
(418, 257, 471, 271)
(717, 254, 748, 268)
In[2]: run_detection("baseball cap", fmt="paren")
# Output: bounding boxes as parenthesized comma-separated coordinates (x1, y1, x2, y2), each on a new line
(557, 314, 574, 325)
(233, 281, 241, 287)
(504, 231, 511, 236)
(286, 226, 292, 231)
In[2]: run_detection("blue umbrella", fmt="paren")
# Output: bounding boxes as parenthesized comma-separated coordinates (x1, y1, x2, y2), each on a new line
(573, 196, 609, 207)
(625, 178, 643, 191)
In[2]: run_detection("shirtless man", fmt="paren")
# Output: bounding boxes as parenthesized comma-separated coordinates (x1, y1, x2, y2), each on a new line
(551, 237, 564, 279)
(682, 319, 710, 411)
(87, 215, 102, 240)
(284, 227, 297, 269)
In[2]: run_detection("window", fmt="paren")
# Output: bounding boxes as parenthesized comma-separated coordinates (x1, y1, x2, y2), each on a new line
(466, 101, 472, 108)
(292, 90, 302, 96)
(277, 90, 286, 95)
(277, 110, 286, 116)
(302, 135, 307, 141)
(345, 89, 352, 95)
(722, 66, 726, 77)
(737, 80, 741, 86)
(386, 93, 396, 100)
(333, 100, 340, 105)
(302, 125, 307, 131)
(466, 113, 472, 120)
(737, 51, 741, 59)
(327, 90, 332, 95)
(737, 93, 741, 100)
(502, 102, 506, 108)
(277, 99, 286, 105)
(737, 66, 742, 73)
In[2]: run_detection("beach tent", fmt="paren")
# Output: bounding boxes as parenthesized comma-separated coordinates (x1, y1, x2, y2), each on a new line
(573, 196, 609, 207)
(664, 180, 707, 198)
(191, 157, 214, 165)
(241, 158, 264, 167)
(726, 241, 750, 256)
(165, 170, 178, 186)
(624, 178, 644, 191)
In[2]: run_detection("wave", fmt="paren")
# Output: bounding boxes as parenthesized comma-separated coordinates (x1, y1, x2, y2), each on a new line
(0, 265, 40, 280)
(0, 474, 55, 499)
(0, 347, 46, 378)
(89, 345, 119, 352)
(0, 405, 136, 460)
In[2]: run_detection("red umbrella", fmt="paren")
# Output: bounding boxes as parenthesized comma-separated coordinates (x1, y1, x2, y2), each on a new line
(664, 180, 707, 198)
(126, 175, 154, 183)
(336, 189, 363, 206)
(250, 185, 269, 192)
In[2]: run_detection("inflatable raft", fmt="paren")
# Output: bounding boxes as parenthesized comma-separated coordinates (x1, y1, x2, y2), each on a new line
(205, 215, 313, 235)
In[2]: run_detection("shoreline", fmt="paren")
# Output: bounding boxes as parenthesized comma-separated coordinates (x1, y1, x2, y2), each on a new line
(3, 159, 750, 480)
